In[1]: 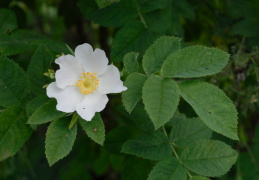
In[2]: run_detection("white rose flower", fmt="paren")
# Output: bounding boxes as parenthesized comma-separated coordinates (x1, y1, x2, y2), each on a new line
(46, 43, 127, 121)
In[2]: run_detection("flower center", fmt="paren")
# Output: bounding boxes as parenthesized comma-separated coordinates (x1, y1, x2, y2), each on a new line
(74, 72, 99, 95)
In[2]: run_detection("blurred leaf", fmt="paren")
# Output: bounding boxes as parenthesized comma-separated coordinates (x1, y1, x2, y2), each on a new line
(144, 7, 172, 33)
(0, 106, 32, 161)
(237, 152, 259, 180)
(27, 46, 54, 96)
(0, 56, 30, 107)
(77, 0, 138, 27)
(122, 73, 147, 113)
(148, 157, 187, 180)
(232, 18, 259, 37)
(123, 52, 139, 73)
(26, 95, 49, 118)
(27, 99, 66, 125)
(0, 33, 27, 56)
(191, 176, 210, 180)
(161, 46, 230, 78)
(79, 113, 105, 145)
(169, 117, 213, 149)
(172, 0, 195, 19)
(121, 131, 172, 160)
(142, 75, 180, 129)
(117, 103, 155, 132)
(181, 140, 238, 177)
(143, 36, 181, 75)
(179, 81, 238, 140)
(111, 21, 155, 62)
(121, 157, 152, 180)
(139, 0, 171, 13)
(104, 126, 136, 154)
(95, 0, 120, 8)
(0, 9, 17, 33)
(92, 149, 109, 175)
(45, 117, 77, 166)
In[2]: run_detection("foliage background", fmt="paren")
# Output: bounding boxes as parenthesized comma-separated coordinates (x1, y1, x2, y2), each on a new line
(0, 0, 258, 179)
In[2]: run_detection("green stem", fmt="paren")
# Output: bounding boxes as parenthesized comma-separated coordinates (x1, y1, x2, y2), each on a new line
(69, 113, 79, 129)
(135, 0, 147, 28)
(162, 126, 192, 178)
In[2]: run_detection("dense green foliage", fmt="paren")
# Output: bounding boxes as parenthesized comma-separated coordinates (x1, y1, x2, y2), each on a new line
(0, 0, 258, 179)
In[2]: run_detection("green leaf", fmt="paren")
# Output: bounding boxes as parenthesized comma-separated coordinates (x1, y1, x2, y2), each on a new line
(77, 0, 138, 27)
(0, 56, 30, 107)
(143, 36, 181, 75)
(95, 0, 120, 8)
(0, 9, 17, 33)
(161, 45, 230, 78)
(142, 75, 180, 129)
(122, 157, 152, 180)
(79, 113, 105, 145)
(45, 117, 77, 166)
(0, 106, 33, 161)
(123, 52, 139, 73)
(122, 73, 147, 113)
(169, 118, 213, 149)
(117, 103, 155, 132)
(148, 157, 187, 180)
(181, 139, 238, 177)
(121, 131, 172, 160)
(27, 46, 54, 96)
(111, 21, 155, 62)
(191, 176, 210, 180)
(179, 81, 238, 140)
(27, 99, 66, 125)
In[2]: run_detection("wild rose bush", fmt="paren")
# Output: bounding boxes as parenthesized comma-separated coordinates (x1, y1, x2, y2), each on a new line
(1, 0, 258, 179)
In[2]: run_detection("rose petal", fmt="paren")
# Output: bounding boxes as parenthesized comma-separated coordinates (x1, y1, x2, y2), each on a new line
(47, 82, 82, 113)
(75, 92, 108, 121)
(75, 43, 108, 75)
(97, 65, 127, 94)
(55, 55, 83, 89)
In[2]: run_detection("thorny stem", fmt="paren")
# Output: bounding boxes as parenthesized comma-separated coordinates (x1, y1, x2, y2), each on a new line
(135, 1, 147, 28)
(162, 126, 192, 178)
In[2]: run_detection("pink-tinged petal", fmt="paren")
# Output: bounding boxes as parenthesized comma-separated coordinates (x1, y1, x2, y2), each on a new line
(55, 55, 83, 89)
(75, 43, 108, 75)
(97, 65, 127, 94)
(47, 82, 82, 113)
(75, 92, 108, 121)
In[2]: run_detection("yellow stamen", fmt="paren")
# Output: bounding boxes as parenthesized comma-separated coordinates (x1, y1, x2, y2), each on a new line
(74, 72, 99, 95)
